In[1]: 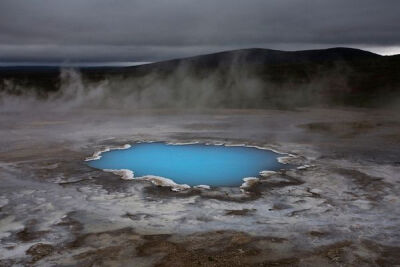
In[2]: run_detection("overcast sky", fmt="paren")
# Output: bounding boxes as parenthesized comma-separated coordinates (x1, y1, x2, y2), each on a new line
(0, 0, 399, 63)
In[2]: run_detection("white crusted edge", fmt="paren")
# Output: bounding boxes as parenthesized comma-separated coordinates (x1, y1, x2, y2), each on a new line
(102, 170, 190, 191)
(135, 175, 190, 192)
(86, 140, 299, 191)
(240, 177, 260, 192)
(259, 170, 276, 177)
(193, 185, 211, 190)
(103, 169, 134, 180)
(85, 144, 131, 161)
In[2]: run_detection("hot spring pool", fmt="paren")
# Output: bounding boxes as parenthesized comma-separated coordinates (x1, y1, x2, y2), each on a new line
(87, 142, 286, 187)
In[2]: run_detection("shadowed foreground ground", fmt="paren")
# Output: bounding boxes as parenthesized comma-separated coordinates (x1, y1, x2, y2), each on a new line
(0, 108, 399, 266)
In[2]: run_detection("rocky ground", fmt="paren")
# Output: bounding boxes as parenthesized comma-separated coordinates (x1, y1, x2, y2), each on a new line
(0, 108, 399, 266)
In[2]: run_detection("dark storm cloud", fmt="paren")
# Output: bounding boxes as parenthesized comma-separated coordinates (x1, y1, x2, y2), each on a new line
(0, 0, 399, 62)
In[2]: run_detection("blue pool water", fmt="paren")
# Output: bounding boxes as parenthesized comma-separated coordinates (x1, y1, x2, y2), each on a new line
(87, 142, 285, 187)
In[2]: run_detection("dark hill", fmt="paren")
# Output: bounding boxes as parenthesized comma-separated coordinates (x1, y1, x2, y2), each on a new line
(1, 48, 399, 108)
(127, 47, 380, 73)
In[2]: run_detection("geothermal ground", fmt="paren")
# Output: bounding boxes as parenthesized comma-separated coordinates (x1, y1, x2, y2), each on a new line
(0, 108, 400, 266)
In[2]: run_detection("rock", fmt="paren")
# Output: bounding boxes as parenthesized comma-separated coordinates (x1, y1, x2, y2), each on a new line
(26, 243, 54, 262)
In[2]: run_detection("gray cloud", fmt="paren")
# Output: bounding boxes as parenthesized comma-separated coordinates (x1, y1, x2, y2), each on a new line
(0, 0, 399, 62)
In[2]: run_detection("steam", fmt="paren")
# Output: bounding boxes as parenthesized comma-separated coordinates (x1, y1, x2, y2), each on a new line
(0, 64, 267, 111)
(0, 57, 398, 112)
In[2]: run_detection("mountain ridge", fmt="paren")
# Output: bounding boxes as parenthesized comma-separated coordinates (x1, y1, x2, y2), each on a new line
(1, 47, 399, 108)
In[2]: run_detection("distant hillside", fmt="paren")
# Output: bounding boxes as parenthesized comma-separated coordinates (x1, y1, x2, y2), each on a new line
(1, 48, 400, 108)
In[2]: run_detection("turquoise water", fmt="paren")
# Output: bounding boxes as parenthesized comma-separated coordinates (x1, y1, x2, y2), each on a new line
(87, 142, 285, 187)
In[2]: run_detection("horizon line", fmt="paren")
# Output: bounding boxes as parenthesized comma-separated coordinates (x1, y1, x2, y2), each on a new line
(0, 46, 399, 67)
